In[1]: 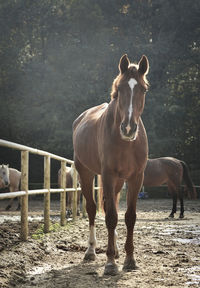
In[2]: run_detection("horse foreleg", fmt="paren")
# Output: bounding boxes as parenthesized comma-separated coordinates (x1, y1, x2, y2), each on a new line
(113, 180, 123, 259)
(66, 192, 72, 218)
(5, 200, 12, 210)
(169, 188, 177, 218)
(6, 196, 20, 211)
(102, 194, 119, 260)
(114, 229, 119, 259)
(5, 187, 15, 210)
(102, 172, 118, 276)
(16, 197, 21, 210)
(123, 173, 143, 271)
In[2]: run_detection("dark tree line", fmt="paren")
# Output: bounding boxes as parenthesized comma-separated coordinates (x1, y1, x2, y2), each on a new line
(0, 0, 199, 183)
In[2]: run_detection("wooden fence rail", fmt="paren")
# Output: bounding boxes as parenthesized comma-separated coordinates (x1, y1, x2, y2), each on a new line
(0, 139, 101, 241)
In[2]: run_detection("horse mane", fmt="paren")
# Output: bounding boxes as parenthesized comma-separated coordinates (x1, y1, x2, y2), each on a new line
(110, 75, 120, 99)
(110, 64, 149, 100)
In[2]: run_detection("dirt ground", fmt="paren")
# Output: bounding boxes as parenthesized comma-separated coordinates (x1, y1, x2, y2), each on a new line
(0, 198, 200, 288)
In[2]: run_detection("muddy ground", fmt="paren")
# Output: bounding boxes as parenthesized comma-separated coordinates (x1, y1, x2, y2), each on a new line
(0, 198, 199, 288)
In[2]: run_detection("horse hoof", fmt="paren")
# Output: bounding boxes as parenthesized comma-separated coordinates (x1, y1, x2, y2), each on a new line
(123, 258, 137, 271)
(104, 263, 118, 276)
(169, 214, 174, 218)
(179, 214, 184, 219)
(84, 252, 96, 261)
(66, 210, 72, 218)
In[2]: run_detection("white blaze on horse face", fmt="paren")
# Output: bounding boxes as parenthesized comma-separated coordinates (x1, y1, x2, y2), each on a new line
(127, 78, 137, 133)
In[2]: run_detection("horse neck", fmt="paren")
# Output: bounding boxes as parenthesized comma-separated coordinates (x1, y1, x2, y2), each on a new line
(107, 99, 121, 134)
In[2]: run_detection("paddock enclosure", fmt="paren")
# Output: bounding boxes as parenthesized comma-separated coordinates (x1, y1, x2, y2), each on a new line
(0, 140, 200, 288)
(0, 139, 101, 240)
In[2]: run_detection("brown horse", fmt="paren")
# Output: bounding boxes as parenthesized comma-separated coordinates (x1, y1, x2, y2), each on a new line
(0, 164, 21, 210)
(143, 157, 196, 218)
(58, 166, 81, 217)
(73, 54, 149, 275)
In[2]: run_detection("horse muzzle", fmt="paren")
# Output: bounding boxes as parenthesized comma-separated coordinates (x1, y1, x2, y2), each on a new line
(4, 180, 10, 187)
(120, 122, 138, 141)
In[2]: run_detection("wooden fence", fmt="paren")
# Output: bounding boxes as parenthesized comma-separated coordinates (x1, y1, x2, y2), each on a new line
(0, 139, 101, 241)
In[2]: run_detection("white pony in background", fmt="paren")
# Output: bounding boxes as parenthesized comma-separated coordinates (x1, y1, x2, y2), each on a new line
(0, 164, 21, 210)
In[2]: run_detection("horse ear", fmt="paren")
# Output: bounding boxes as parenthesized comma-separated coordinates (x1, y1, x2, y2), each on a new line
(119, 54, 130, 74)
(138, 55, 149, 75)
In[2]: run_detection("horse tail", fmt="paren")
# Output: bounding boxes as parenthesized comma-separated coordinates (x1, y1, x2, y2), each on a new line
(99, 176, 105, 213)
(180, 161, 197, 199)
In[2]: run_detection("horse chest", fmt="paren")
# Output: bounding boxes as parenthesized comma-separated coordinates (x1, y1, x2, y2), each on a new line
(104, 149, 140, 179)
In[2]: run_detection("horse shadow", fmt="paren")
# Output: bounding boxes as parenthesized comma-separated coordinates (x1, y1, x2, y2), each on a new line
(10, 260, 129, 288)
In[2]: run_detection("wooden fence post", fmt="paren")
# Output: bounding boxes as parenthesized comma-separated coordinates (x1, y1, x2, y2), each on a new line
(72, 164, 77, 220)
(44, 155, 51, 233)
(60, 161, 66, 226)
(20, 150, 29, 241)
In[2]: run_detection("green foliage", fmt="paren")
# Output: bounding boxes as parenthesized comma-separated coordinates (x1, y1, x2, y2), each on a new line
(0, 0, 199, 183)
(32, 222, 61, 240)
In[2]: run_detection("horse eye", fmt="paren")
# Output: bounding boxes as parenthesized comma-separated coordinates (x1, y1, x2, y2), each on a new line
(142, 87, 148, 93)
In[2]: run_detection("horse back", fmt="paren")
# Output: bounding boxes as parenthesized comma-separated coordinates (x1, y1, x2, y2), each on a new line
(144, 157, 182, 187)
(73, 103, 109, 174)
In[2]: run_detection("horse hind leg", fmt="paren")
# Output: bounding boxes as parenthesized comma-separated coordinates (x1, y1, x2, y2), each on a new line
(83, 177, 97, 261)
(168, 185, 177, 218)
(6, 184, 21, 211)
(123, 174, 143, 272)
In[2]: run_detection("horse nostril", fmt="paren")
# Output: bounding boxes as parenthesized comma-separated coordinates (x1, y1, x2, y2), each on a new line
(133, 123, 137, 133)
(120, 122, 125, 132)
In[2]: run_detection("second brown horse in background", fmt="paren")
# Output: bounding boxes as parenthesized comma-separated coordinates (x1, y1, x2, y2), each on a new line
(144, 157, 196, 218)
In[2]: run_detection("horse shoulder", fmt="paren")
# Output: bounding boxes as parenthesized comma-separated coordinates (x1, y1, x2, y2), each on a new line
(9, 168, 21, 178)
(73, 103, 108, 132)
